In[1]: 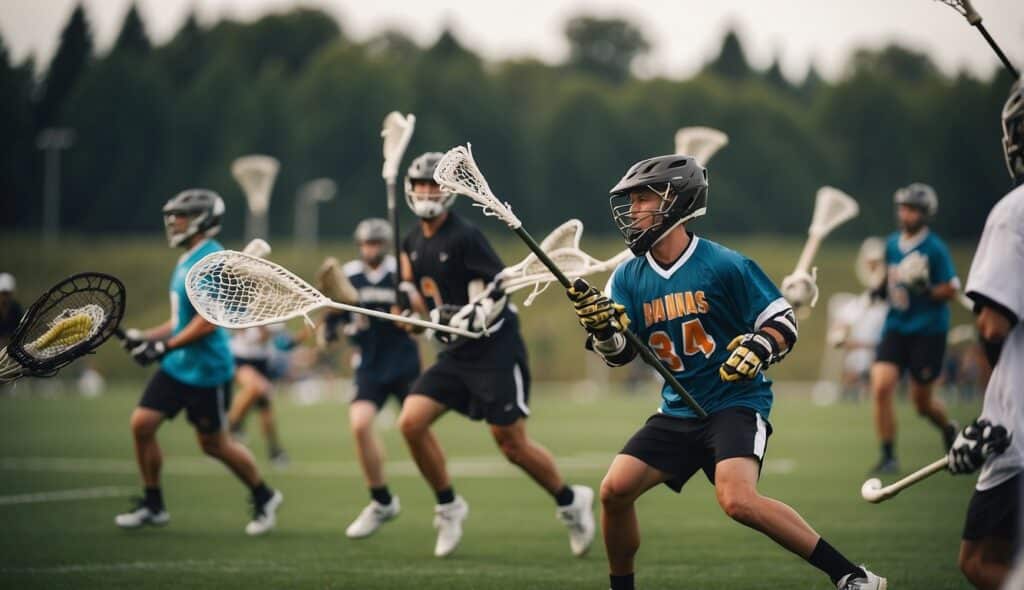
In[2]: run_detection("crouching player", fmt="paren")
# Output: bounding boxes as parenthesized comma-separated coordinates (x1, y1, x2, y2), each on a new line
(567, 155, 885, 589)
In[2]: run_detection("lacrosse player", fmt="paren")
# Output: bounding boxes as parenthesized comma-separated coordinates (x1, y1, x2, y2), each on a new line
(321, 218, 421, 539)
(948, 77, 1024, 590)
(117, 189, 282, 535)
(227, 326, 289, 467)
(867, 183, 960, 474)
(567, 155, 885, 590)
(395, 152, 594, 558)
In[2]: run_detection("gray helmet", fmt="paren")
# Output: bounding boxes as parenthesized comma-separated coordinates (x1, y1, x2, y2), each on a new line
(354, 218, 393, 246)
(609, 155, 709, 256)
(404, 152, 455, 219)
(162, 189, 225, 248)
(1002, 78, 1024, 183)
(893, 183, 938, 217)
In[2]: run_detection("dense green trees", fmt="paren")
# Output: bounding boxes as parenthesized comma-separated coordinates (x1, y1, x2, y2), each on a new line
(1, 5, 1014, 241)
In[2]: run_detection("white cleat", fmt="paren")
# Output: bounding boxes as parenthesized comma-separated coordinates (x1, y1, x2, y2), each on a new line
(245, 490, 283, 536)
(346, 497, 401, 539)
(115, 501, 170, 529)
(433, 495, 469, 557)
(837, 566, 887, 590)
(556, 485, 596, 557)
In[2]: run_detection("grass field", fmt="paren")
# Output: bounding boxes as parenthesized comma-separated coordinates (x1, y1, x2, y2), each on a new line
(0, 383, 980, 589)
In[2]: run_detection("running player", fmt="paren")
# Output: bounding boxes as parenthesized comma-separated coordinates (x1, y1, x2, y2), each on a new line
(117, 189, 282, 535)
(227, 326, 289, 467)
(568, 155, 884, 589)
(396, 153, 595, 558)
(947, 77, 1023, 590)
(327, 218, 421, 539)
(868, 183, 960, 474)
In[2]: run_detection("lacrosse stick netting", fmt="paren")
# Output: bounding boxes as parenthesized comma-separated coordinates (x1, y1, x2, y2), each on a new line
(433, 144, 523, 229)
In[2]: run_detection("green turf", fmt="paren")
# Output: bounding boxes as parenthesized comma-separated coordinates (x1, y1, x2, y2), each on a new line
(0, 383, 979, 589)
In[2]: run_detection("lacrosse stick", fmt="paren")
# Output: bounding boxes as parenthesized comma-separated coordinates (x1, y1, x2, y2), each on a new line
(497, 219, 634, 306)
(232, 155, 280, 242)
(934, 0, 1018, 77)
(434, 144, 707, 418)
(781, 187, 860, 317)
(381, 111, 416, 303)
(861, 457, 948, 503)
(185, 250, 483, 339)
(315, 257, 360, 305)
(674, 127, 729, 165)
(1, 272, 126, 383)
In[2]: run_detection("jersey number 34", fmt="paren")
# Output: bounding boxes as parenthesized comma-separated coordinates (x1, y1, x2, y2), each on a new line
(648, 319, 715, 372)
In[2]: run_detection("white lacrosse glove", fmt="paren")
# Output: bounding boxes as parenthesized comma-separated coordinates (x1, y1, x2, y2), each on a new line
(780, 268, 819, 312)
(948, 419, 1012, 475)
(896, 251, 929, 293)
(426, 289, 508, 345)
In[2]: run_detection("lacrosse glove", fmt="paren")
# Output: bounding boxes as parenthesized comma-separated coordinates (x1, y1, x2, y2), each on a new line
(129, 340, 167, 367)
(719, 331, 779, 382)
(566, 278, 630, 341)
(948, 419, 1012, 475)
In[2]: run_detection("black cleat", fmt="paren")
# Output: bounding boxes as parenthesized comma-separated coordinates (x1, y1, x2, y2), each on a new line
(869, 457, 900, 475)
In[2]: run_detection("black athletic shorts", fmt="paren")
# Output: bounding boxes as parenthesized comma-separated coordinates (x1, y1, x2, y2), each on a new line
(139, 369, 232, 434)
(412, 348, 531, 427)
(621, 407, 772, 492)
(353, 369, 417, 410)
(962, 473, 1021, 543)
(235, 357, 271, 379)
(875, 330, 947, 384)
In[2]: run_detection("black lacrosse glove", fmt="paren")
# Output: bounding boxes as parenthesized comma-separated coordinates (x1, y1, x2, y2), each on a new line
(121, 328, 146, 351)
(428, 304, 464, 345)
(566, 279, 629, 341)
(719, 331, 779, 382)
(129, 340, 168, 367)
(948, 419, 1012, 475)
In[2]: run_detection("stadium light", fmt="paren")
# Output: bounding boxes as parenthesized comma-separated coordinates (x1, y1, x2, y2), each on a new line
(36, 127, 75, 244)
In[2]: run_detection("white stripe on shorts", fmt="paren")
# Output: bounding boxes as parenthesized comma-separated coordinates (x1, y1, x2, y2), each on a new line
(513, 363, 529, 416)
(753, 413, 767, 459)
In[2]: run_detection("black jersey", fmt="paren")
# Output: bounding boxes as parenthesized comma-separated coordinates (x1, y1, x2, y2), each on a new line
(402, 212, 523, 365)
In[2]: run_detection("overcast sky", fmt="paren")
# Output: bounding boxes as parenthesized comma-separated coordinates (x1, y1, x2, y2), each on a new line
(2, 0, 1023, 82)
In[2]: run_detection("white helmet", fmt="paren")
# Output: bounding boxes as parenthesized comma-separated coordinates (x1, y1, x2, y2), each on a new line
(162, 189, 225, 248)
(0, 273, 14, 293)
(404, 152, 456, 219)
(354, 218, 393, 246)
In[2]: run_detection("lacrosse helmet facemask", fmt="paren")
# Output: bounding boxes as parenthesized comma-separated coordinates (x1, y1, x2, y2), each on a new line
(1002, 78, 1024, 184)
(405, 152, 456, 219)
(162, 189, 225, 248)
(609, 155, 708, 256)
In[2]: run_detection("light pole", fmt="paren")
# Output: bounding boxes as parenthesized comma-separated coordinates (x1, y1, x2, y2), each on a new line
(37, 127, 75, 244)
(294, 178, 336, 247)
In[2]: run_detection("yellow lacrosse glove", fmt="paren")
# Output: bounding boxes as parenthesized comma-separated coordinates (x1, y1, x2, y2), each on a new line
(566, 278, 630, 340)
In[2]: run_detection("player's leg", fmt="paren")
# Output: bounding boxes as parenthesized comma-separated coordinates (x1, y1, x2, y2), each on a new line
(907, 333, 958, 449)
(345, 379, 401, 539)
(255, 394, 287, 466)
(600, 453, 670, 589)
(869, 360, 901, 473)
(228, 363, 268, 436)
(398, 393, 451, 492)
(958, 474, 1020, 589)
(959, 539, 1013, 589)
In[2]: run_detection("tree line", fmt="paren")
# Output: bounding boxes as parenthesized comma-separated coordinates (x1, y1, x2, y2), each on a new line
(1, 4, 1016, 243)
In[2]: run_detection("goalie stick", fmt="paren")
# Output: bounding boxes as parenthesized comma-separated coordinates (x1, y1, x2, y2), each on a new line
(434, 144, 708, 419)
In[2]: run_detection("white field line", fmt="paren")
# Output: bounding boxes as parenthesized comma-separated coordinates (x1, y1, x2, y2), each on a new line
(0, 486, 135, 506)
(1, 559, 294, 575)
(0, 455, 796, 478)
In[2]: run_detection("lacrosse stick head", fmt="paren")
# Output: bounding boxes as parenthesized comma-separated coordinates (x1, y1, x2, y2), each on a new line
(5, 272, 125, 379)
(860, 478, 887, 503)
(231, 155, 280, 216)
(809, 187, 859, 238)
(434, 144, 522, 229)
(382, 111, 416, 181)
(935, 0, 981, 24)
(242, 238, 272, 258)
(855, 237, 886, 289)
(186, 250, 327, 330)
(674, 127, 729, 165)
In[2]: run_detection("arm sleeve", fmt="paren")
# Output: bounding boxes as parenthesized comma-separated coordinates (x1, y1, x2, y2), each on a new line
(463, 228, 506, 282)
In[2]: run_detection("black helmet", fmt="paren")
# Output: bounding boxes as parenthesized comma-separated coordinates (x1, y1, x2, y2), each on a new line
(162, 189, 225, 248)
(609, 155, 708, 256)
(1002, 77, 1024, 183)
(893, 182, 938, 217)
(404, 152, 455, 218)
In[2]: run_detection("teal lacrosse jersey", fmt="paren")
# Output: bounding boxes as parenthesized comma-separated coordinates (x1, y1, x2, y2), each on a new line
(161, 239, 234, 387)
(607, 236, 791, 420)
(882, 230, 958, 335)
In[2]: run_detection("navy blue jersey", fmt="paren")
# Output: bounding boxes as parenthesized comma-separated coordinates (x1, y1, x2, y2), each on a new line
(336, 255, 419, 383)
(607, 235, 791, 420)
(882, 230, 958, 335)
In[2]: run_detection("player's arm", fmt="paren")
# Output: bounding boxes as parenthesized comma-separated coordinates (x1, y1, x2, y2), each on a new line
(126, 316, 217, 366)
(971, 293, 1018, 367)
(927, 281, 957, 302)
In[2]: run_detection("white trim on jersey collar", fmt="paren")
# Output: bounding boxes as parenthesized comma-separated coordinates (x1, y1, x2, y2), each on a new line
(898, 228, 930, 254)
(644, 236, 700, 280)
(754, 297, 793, 330)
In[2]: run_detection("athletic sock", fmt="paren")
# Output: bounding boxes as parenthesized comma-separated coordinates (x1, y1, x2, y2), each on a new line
(435, 487, 455, 505)
(144, 486, 164, 510)
(371, 485, 393, 506)
(881, 441, 894, 461)
(609, 573, 635, 590)
(808, 538, 866, 584)
(251, 481, 273, 506)
(554, 485, 575, 507)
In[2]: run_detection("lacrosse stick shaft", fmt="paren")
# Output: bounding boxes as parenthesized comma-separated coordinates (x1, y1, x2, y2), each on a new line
(324, 300, 481, 339)
(512, 227, 708, 418)
(385, 180, 406, 307)
(976, 23, 1018, 78)
(794, 235, 822, 275)
(871, 457, 948, 502)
